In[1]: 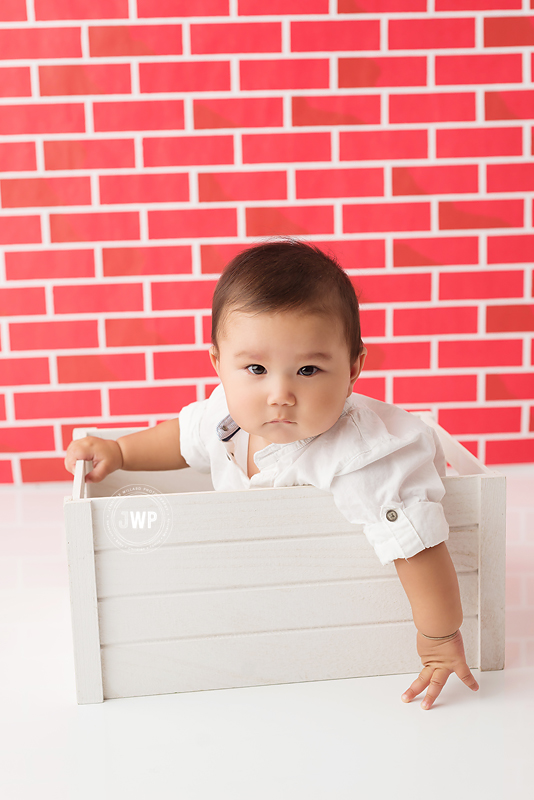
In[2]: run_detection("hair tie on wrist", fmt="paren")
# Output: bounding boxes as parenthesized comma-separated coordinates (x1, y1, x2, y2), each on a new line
(421, 629, 459, 640)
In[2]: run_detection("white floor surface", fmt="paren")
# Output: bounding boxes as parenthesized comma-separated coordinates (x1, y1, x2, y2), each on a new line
(1, 467, 533, 800)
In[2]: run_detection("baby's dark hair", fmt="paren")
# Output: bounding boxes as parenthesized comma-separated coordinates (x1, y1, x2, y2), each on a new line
(211, 239, 364, 364)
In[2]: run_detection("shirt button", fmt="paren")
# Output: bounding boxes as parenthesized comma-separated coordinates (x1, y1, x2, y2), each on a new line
(386, 509, 398, 522)
(226, 453, 231, 461)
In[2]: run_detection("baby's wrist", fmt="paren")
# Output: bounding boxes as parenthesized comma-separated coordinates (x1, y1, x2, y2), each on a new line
(419, 629, 459, 641)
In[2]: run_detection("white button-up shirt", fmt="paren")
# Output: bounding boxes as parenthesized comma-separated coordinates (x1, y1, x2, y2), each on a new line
(178, 384, 449, 566)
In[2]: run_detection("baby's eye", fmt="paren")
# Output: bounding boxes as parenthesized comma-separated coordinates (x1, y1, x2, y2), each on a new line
(298, 365, 319, 377)
(246, 364, 266, 375)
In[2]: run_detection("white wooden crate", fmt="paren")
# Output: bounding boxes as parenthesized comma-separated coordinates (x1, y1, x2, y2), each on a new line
(63, 415, 505, 704)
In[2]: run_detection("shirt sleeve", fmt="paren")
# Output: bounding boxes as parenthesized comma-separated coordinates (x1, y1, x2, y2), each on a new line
(178, 398, 212, 473)
(329, 421, 449, 566)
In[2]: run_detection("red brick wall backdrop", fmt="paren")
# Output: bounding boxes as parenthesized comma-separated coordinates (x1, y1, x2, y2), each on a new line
(1, 0, 533, 483)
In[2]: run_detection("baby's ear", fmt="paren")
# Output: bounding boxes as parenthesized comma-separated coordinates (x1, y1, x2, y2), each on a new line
(209, 346, 220, 375)
(349, 347, 367, 391)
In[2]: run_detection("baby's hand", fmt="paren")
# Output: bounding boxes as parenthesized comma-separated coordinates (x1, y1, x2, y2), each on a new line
(401, 630, 479, 710)
(64, 436, 123, 483)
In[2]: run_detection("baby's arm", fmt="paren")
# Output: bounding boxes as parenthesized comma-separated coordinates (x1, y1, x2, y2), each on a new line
(395, 542, 480, 709)
(64, 418, 189, 483)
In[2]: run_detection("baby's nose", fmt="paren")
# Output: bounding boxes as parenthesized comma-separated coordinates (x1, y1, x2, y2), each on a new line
(267, 379, 295, 405)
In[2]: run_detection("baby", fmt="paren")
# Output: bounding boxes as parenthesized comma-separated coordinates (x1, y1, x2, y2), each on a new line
(65, 239, 479, 710)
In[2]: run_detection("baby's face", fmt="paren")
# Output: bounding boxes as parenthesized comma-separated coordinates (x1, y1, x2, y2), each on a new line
(210, 309, 364, 448)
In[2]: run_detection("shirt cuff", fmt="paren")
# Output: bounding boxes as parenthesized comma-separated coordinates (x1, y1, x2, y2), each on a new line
(364, 501, 449, 566)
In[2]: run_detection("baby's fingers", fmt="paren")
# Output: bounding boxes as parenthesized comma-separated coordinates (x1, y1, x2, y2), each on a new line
(455, 663, 480, 693)
(420, 667, 450, 710)
(401, 666, 433, 703)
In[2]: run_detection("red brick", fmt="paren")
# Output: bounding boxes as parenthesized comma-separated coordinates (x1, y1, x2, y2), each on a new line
(440, 269, 524, 300)
(487, 163, 534, 193)
(5, 249, 94, 280)
(99, 173, 189, 205)
(240, 59, 330, 90)
(0, 27, 81, 59)
(15, 389, 101, 419)
(439, 339, 523, 368)
(94, 101, 184, 133)
(436, 54, 522, 85)
(148, 208, 237, 240)
(394, 306, 478, 335)
(486, 305, 534, 332)
(242, 132, 330, 164)
(292, 95, 380, 126)
(20, 458, 72, 483)
(484, 16, 534, 46)
(39, 65, 131, 96)
(140, 62, 230, 93)
(485, 91, 534, 121)
(246, 205, 334, 236)
(488, 235, 534, 264)
(394, 374, 477, 404)
(57, 353, 146, 383)
(364, 342, 430, 371)
(54, 283, 143, 314)
(344, 202, 430, 233)
(339, 0, 427, 10)
(392, 165, 477, 196)
(143, 135, 234, 167)
(314, 239, 386, 269)
(0, 67, 31, 98)
(44, 139, 135, 171)
(110, 385, 196, 416)
(486, 373, 534, 400)
(50, 212, 139, 243)
(240, 0, 328, 11)
(0, 0, 27, 21)
(437, 127, 522, 158)
(389, 92, 475, 124)
(61, 421, 150, 450)
(199, 171, 287, 202)
(339, 57, 426, 88)
(105, 317, 195, 347)
(89, 25, 182, 57)
(103, 246, 192, 277)
(291, 20, 379, 51)
(353, 273, 431, 303)
(194, 98, 283, 130)
(1, 177, 91, 208)
(200, 243, 249, 274)
(437, 0, 520, 8)
(296, 168, 382, 199)
(394, 236, 478, 267)
(0, 358, 50, 386)
(340, 130, 427, 161)
(359, 309, 386, 336)
(151, 280, 217, 312)
(390, 18, 475, 50)
(0, 427, 55, 453)
(486, 439, 534, 465)
(439, 407, 521, 435)
(0, 288, 46, 317)
(0, 143, 36, 173)
(191, 23, 281, 54)
(0, 104, 85, 135)
(9, 320, 98, 351)
(35, 0, 128, 19)
(138, 0, 229, 15)
(154, 350, 216, 380)
(439, 200, 523, 230)
(0, 461, 13, 483)
(0, 216, 41, 245)
(353, 376, 386, 401)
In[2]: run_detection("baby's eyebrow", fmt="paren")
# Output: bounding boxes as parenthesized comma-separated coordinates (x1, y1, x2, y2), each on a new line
(234, 351, 333, 361)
